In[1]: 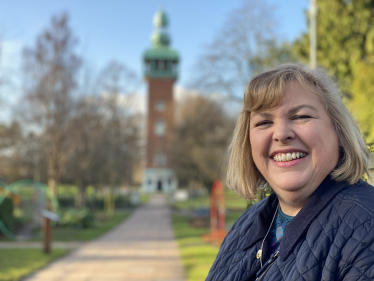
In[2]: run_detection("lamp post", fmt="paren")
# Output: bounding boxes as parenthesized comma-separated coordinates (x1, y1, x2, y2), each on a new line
(310, 0, 317, 69)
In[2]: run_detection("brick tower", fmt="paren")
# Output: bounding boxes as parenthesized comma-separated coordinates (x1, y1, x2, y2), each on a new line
(142, 9, 179, 193)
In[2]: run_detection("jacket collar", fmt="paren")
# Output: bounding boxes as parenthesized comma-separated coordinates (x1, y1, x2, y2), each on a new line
(242, 191, 279, 251)
(241, 176, 350, 260)
(280, 176, 350, 260)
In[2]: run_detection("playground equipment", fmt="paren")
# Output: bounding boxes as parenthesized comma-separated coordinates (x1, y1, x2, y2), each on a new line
(203, 180, 227, 245)
(0, 179, 59, 253)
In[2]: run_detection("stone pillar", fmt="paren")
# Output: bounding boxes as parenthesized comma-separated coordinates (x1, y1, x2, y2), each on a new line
(369, 153, 374, 185)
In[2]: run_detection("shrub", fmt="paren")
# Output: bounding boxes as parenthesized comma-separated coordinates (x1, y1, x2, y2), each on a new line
(57, 208, 94, 228)
(114, 195, 131, 208)
(58, 196, 132, 210)
(0, 197, 14, 231)
(57, 197, 76, 208)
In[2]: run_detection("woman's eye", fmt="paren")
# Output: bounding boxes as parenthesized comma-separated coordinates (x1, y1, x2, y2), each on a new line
(256, 120, 272, 127)
(293, 115, 310, 120)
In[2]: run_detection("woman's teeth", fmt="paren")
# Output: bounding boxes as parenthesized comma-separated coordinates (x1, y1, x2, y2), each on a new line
(273, 152, 306, 162)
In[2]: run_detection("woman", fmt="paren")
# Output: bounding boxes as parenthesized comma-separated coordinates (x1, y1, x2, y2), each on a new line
(206, 64, 374, 281)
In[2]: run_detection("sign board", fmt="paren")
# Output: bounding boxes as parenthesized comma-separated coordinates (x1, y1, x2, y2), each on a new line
(131, 192, 140, 206)
(42, 210, 59, 221)
(175, 190, 188, 202)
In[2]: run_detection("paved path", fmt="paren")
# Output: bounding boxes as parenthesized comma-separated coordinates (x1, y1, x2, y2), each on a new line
(22, 194, 186, 281)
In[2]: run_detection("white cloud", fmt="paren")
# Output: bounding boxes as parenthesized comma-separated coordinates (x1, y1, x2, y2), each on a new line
(174, 85, 199, 102)
(174, 85, 241, 118)
(99, 84, 241, 120)
(101, 91, 146, 115)
(1, 40, 23, 69)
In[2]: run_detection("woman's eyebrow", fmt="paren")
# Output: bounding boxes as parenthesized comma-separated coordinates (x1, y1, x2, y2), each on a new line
(251, 112, 272, 118)
(289, 104, 317, 115)
(251, 105, 317, 119)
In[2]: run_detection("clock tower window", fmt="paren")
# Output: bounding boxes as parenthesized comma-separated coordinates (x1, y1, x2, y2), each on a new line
(155, 118, 166, 136)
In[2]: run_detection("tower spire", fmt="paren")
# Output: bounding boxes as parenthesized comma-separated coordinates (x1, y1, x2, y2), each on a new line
(152, 8, 170, 47)
(143, 8, 179, 79)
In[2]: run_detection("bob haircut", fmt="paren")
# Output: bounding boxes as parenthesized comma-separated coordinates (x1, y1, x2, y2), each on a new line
(227, 63, 370, 199)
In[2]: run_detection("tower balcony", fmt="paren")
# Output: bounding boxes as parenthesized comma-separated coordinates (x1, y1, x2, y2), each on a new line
(143, 47, 179, 79)
(144, 68, 178, 79)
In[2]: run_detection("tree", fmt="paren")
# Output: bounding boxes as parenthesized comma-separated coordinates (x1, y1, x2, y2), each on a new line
(293, 0, 374, 142)
(171, 95, 235, 191)
(95, 61, 141, 212)
(349, 61, 374, 142)
(0, 121, 25, 181)
(190, 0, 296, 101)
(21, 13, 81, 195)
(61, 60, 142, 209)
(64, 97, 106, 208)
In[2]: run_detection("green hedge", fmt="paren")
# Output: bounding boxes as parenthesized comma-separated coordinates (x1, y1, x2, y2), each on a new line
(0, 198, 14, 232)
(57, 208, 94, 228)
(58, 195, 132, 209)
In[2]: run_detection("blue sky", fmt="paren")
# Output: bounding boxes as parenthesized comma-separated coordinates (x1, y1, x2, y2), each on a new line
(0, 0, 309, 90)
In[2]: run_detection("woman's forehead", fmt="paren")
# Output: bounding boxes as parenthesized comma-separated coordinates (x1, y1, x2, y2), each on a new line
(248, 82, 323, 116)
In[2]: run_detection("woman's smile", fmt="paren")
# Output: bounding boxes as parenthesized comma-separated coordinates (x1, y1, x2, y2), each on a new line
(271, 151, 308, 168)
(271, 151, 307, 162)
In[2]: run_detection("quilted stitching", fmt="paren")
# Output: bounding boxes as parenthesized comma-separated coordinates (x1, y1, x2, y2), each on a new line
(206, 181, 374, 281)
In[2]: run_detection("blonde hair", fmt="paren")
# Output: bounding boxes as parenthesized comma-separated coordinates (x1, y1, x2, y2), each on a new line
(227, 63, 370, 199)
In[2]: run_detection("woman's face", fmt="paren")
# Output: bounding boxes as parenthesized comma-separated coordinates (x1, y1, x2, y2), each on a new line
(249, 82, 339, 204)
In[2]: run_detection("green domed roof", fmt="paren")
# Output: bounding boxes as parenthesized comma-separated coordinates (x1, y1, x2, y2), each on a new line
(143, 9, 179, 79)
(144, 46, 179, 61)
(153, 9, 168, 28)
(151, 31, 170, 47)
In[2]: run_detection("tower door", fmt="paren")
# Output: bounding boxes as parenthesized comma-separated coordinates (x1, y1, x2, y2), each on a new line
(157, 180, 162, 191)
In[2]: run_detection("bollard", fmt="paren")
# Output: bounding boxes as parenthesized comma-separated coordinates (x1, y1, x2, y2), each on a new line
(203, 181, 227, 245)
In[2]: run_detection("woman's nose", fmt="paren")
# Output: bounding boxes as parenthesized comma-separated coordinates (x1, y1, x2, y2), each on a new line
(273, 122, 295, 143)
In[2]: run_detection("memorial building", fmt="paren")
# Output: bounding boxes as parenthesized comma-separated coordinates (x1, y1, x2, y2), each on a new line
(142, 9, 179, 193)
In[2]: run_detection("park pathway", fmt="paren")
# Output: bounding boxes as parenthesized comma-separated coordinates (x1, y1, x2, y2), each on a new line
(22, 194, 186, 281)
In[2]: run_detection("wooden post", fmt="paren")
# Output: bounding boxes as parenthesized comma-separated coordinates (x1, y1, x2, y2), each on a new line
(43, 217, 51, 254)
(41, 209, 59, 254)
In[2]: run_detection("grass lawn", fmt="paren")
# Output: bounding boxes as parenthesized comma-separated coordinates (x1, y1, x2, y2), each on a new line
(172, 210, 245, 281)
(175, 189, 250, 211)
(0, 210, 131, 280)
(172, 214, 219, 281)
(172, 188, 259, 280)
(0, 249, 67, 281)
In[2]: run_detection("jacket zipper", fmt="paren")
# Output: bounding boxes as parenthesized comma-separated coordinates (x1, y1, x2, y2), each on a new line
(256, 250, 279, 281)
(259, 203, 279, 268)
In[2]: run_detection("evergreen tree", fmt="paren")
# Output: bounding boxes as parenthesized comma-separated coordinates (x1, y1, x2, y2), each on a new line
(294, 0, 374, 143)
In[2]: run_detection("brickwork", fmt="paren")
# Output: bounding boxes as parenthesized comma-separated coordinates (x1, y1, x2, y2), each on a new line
(146, 78, 175, 168)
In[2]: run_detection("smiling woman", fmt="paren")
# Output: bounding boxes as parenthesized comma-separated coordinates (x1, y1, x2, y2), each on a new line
(206, 64, 374, 281)
(249, 82, 340, 216)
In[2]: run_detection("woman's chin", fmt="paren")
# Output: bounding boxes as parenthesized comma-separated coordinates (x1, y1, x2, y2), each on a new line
(270, 178, 311, 197)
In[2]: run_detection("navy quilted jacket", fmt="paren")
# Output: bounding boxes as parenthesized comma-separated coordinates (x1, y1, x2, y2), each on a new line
(206, 176, 374, 281)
